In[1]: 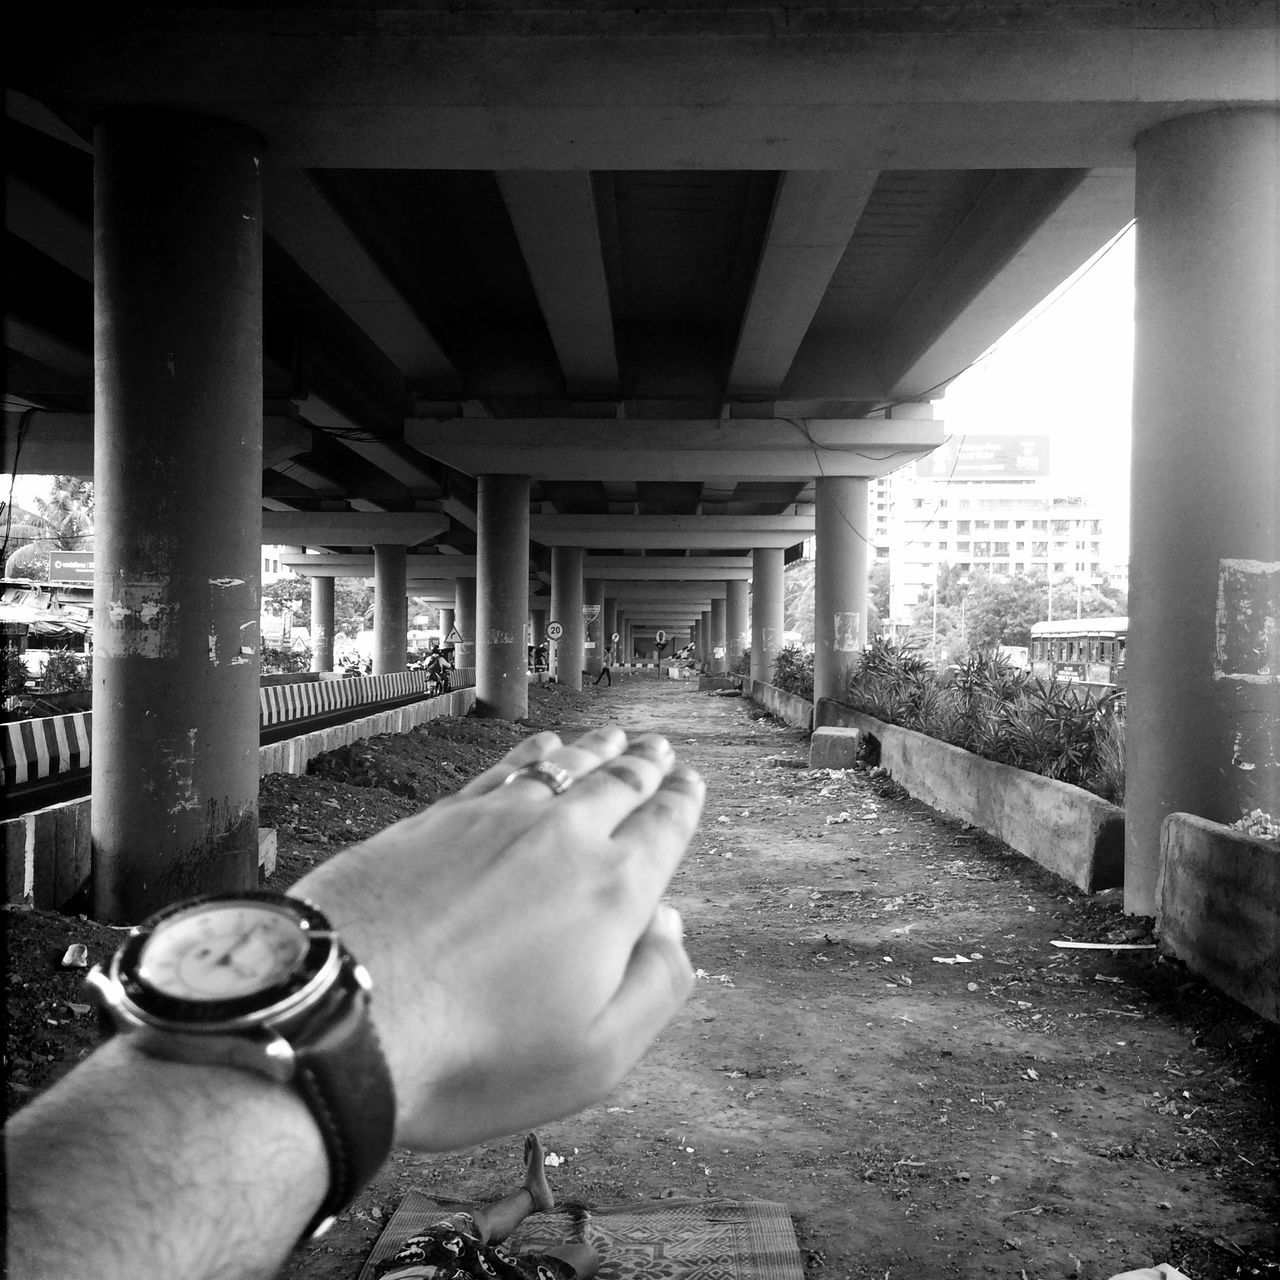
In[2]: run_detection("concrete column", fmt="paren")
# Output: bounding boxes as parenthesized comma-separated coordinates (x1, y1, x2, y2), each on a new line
(474, 475, 531, 718)
(726, 579, 749, 675)
(551, 547, 585, 690)
(815, 476, 870, 704)
(584, 578, 606, 676)
(92, 110, 263, 922)
(700, 610, 712, 667)
(439, 607, 455, 646)
(373, 545, 408, 675)
(752, 547, 785, 686)
(454, 578, 477, 668)
(1125, 108, 1280, 915)
(310, 575, 335, 672)
(711, 597, 728, 674)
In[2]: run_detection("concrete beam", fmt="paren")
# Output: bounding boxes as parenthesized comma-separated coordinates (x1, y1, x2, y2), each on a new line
(583, 556, 753, 581)
(497, 171, 618, 395)
(263, 165, 456, 386)
(407, 418, 944, 481)
(530, 514, 814, 550)
(264, 512, 448, 547)
(728, 171, 876, 397)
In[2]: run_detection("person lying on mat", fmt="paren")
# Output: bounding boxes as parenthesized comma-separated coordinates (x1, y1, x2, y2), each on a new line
(375, 1133, 597, 1280)
(5, 727, 703, 1280)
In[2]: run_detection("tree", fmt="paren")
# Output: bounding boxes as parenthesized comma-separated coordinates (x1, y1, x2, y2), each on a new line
(2, 476, 94, 579)
(783, 559, 815, 644)
(335, 579, 375, 639)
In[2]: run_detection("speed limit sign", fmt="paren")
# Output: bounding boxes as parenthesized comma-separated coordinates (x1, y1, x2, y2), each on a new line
(655, 629, 666, 643)
(546, 621, 564, 641)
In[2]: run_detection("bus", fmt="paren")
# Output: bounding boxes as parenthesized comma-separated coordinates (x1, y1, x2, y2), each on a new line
(1030, 616, 1127, 687)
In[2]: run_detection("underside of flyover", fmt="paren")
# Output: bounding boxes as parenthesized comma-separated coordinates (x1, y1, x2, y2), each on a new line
(4, 4, 1277, 921)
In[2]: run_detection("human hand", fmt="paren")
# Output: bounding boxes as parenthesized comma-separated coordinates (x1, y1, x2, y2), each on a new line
(292, 726, 704, 1151)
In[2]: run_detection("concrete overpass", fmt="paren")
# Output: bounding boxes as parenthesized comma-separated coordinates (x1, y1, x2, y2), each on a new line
(4, 4, 1275, 919)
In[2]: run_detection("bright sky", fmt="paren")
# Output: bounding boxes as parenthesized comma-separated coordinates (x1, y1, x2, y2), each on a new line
(938, 223, 1136, 563)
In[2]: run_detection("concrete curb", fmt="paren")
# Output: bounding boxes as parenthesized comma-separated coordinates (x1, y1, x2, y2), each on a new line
(811, 702, 1124, 893)
(1158, 813, 1279, 1024)
(747, 680, 814, 731)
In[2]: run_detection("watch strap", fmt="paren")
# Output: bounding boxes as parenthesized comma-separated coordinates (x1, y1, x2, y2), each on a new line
(290, 962, 396, 1241)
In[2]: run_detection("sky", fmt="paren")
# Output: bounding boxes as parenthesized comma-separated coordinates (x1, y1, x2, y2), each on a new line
(937, 222, 1137, 564)
(8, 225, 1138, 561)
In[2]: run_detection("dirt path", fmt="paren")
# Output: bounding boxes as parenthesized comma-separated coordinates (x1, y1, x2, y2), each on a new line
(283, 677, 1277, 1280)
(8, 676, 1275, 1280)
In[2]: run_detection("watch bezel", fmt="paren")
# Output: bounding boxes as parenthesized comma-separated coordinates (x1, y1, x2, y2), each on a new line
(111, 891, 343, 1031)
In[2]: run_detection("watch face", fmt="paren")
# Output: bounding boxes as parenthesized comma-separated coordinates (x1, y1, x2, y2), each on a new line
(137, 899, 309, 1002)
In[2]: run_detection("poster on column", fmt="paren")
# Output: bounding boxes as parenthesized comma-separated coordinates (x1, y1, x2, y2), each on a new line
(833, 612, 861, 652)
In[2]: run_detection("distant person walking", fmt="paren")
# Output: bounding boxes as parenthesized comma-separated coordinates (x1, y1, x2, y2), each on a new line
(593, 648, 613, 688)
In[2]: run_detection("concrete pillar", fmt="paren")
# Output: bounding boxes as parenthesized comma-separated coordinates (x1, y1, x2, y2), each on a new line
(92, 110, 263, 922)
(752, 547, 785, 686)
(814, 476, 870, 705)
(584, 578, 606, 676)
(439, 607, 455, 646)
(1125, 108, 1280, 915)
(700, 610, 712, 666)
(310, 575, 335, 672)
(551, 547, 585, 690)
(373, 545, 408, 675)
(454, 577, 476, 668)
(726, 579, 749, 675)
(475, 474, 531, 719)
(711, 597, 728, 674)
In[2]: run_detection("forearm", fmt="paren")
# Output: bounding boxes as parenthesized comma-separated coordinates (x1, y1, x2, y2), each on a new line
(6, 1037, 327, 1280)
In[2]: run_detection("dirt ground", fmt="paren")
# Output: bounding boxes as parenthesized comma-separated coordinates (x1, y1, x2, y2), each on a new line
(5, 676, 1278, 1280)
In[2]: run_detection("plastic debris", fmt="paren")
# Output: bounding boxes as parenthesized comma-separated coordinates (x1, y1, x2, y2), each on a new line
(1051, 940, 1157, 950)
(60, 944, 88, 969)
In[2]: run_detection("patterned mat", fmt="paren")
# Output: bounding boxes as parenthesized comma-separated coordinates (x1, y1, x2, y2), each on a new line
(357, 1194, 805, 1280)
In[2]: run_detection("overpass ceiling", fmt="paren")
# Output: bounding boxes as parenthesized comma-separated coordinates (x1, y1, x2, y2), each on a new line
(6, 5, 1273, 558)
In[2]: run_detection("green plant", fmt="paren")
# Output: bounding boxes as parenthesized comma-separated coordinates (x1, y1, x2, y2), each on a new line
(842, 639, 1125, 803)
(3, 650, 30, 696)
(40, 650, 92, 693)
(771, 645, 814, 701)
(261, 645, 310, 675)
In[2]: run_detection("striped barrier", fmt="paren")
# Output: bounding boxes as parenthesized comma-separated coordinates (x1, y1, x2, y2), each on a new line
(6, 669, 481, 794)
(2, 712, 92, 790)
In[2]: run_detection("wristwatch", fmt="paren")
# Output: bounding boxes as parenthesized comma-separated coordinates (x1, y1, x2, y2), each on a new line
(84, 890, 396, 1243)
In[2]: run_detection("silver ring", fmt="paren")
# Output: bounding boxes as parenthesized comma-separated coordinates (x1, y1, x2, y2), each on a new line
(502, 760, 575, 796)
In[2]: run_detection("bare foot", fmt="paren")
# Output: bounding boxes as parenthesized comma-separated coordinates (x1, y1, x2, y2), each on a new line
(523, 1133, 555, 1212)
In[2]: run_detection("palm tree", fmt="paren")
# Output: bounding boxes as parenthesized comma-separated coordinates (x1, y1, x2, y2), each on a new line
(2, 476, 95, 579)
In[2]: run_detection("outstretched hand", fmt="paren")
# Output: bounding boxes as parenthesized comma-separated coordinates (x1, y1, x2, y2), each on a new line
(293, 726, 704, 1150)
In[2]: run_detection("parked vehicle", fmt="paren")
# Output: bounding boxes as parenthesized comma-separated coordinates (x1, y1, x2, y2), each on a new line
(1030, 616, 1127, 686)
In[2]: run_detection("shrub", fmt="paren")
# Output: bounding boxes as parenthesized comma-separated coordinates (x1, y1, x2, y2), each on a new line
(41, 650, 93, 693)
(262, 645, 311, 675)
(3, 651, 30, 696)
(771, 645, 814, 701)
(843, 638, 1125, 802)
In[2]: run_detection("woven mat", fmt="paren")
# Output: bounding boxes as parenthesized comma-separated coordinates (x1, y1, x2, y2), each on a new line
(356, 1193, 805, 1280)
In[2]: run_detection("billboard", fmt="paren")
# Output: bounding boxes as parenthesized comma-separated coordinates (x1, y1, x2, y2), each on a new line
(48, 550, 95, 581)
(915, 435, 1050, 481)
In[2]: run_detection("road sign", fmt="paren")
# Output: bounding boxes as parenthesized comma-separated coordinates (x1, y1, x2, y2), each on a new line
(546, 621, 564, 640)
(612, 632, 620, 642)
(655, 629, 666, 643)
(582, 604, 601, 623)
(445, 626, 464, 643)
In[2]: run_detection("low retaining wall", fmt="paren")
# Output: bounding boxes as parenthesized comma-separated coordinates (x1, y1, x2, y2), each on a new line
(3, 686, 476, 910)
(1158, 814, 1279, 1024)
(747, 680, 814, 731)
(816, 701, 1124, 894)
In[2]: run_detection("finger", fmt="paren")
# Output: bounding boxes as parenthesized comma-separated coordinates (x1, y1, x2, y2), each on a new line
(609, 764, 706, 857)
(496, 725, 630, 801)
(556, 734, 676, 822)
(583, 905, 695, 1087)
(450, 731, 564, 799)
